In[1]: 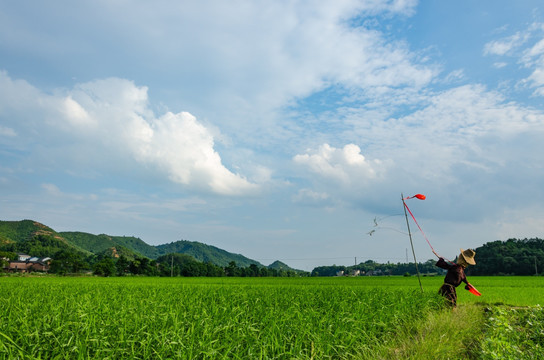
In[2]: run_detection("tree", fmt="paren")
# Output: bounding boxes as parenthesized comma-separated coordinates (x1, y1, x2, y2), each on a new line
(225, 261, 240, 277)
(93, 257, 116, 277)
(0, 251, 16, 271)
(15, 234, 74, 258)
(155, 253, 217, 277)
(0, 251, 16, 260)
(116, 255, 130, 276)
(470, 238, 544, 276)
(49, 250, 89, 275)
(129, 258, 142, 275)
(205, 262, 224, 277)
(259, 267, 270, 277)
(137, 257, 155, 276)
(248, 263, 259, 277)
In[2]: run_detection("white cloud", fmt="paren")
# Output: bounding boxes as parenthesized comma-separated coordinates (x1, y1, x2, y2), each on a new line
(528, 68, 544, 87)
(386, 84, 544, 169)
(522, 38, 544, 93)
(142, 111, 258, 195)
(291, 82, 544, 221)
(42, 183, 62, 196)
(292, 188, 332, 207)
(41, 183, 97, 202)
(525, 38, 544, 58)
(0, 72, 258, 196)
(492, 62, 508, 69)
(2, 1, 544, 268)
(293, 143, 381, 184)
(443, 69, 466, 83)
(0, 125, 16, 137)
(0, 2, 434, 144)
(0, 70, 43, 119)
(496, 207, 544, 240)
(483, 32, 526, 56)
(61, 96, 94, 127)
(484, 23, 544, 97)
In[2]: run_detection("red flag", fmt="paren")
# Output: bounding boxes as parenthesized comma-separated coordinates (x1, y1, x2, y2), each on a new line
(466, 283, 481, 296)
(404, 194, 426, 200)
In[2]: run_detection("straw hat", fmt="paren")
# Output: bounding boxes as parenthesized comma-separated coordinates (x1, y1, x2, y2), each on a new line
(459, 248, 476, 265)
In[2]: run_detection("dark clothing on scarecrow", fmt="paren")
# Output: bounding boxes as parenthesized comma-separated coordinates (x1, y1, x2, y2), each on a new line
(436, 258, 469, 307)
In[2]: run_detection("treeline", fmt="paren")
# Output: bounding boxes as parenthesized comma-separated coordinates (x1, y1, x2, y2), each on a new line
(92, 253, 303, 277)
(5, 234, 544, 277)
(1, 234, 83, 259)
(312, 238, 544, 276)
(311, 259, 440, 277)
(1, 234, 305, 277)
(469, 238, 544, 276)
(0, 251, 16, 268)
(1, 243, 302, 278)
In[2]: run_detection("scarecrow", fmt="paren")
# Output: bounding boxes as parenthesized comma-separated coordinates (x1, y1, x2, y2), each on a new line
(377, 194, 482, 300)
(436, 248, 478, 307)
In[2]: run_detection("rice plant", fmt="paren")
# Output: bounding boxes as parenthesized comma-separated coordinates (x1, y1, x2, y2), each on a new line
(0, 277, 443, 359)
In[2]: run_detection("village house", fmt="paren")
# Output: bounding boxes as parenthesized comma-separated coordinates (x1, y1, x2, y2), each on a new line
(351, 269, 361, 276)
(3, 255, 52, 273)
(18, 254, 31, 261)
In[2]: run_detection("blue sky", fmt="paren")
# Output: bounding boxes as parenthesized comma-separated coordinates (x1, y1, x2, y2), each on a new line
(1, 1, 544, 271)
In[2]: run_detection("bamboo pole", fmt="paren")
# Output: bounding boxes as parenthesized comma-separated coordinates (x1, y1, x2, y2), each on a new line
(402, 193, 423, 293)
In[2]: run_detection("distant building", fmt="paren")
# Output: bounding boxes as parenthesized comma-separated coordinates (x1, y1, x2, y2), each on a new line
(17, 254, 31, 261)
(336, 270, 344, 276)
(4, 257, 51, 273)
(351, 270, 361, 276)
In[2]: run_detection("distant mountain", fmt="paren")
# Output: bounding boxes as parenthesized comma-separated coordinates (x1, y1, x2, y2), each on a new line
(0, 219, 58, 244)
(154, 240, 262, 267)
(0, 220, 91, 257)
(60, 231, 261, 267)
(0, 220, 265, 268)
(61, 232, 154, 260)
(110, 235, 160, 258)
(267, 260, 304, 274)
(267, 260, 291, 270)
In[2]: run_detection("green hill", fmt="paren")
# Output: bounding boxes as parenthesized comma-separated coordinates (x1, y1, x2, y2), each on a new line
(109, 235, 159, 258)
(267, 260, 292, 271)
(267, 260, 305, 274)
(60, 232, 152, 260)
(60, 231, 260, 267)
(0, 220, 91, 257)
(0, 219, 58, 244)
(155, 240, 262, 267)
(95, 245, 143, 261)
(469, 238, 544, 276)
(0, 220, 265, 268)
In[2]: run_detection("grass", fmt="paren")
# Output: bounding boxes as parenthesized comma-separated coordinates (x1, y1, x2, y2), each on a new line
(0, 277, 443, 359)
(372, 304, 485, 359)
(0, 276, 542, 359)
(374, 276, 544, 359)
(478, 305, 544, 359)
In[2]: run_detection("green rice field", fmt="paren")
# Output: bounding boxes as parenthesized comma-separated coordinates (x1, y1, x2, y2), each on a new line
(0, 276, 542, 359)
